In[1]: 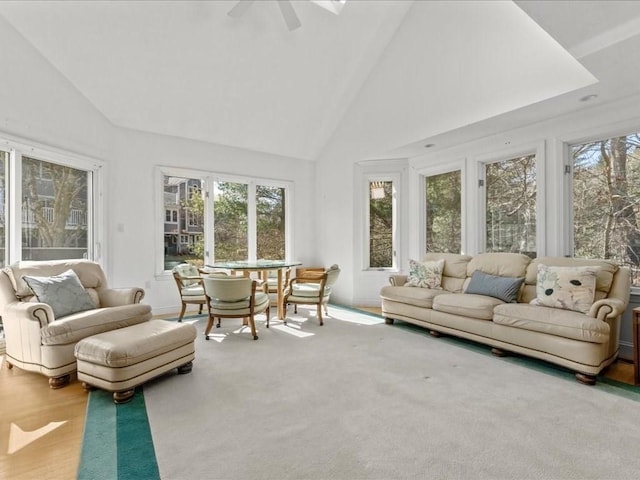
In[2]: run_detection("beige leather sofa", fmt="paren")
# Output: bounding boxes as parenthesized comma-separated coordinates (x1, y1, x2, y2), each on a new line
(380, 253, 631, 384)
(0, 259, 152, 388)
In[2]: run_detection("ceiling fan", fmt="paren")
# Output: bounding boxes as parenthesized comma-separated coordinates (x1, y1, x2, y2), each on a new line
(228, 0, 302, 31)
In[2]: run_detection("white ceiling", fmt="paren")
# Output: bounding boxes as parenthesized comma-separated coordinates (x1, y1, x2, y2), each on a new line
(1, 0, 640, 162)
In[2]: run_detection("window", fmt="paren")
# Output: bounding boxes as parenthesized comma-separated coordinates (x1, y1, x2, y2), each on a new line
(425, 170, 461, 253)
(484, 154, 536, 257)
(21, 156, 90, 260)
(0, 151, 6, 266)
(256, 185, 286, 260)
(163, 176, 204, 269)
(367, 179, 395, 269)
(571, 133, 640, 286)
(0, 140, 102, 266)
(160, 169, 291, 271)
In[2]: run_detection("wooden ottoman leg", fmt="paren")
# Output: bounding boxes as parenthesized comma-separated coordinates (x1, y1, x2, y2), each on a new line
(81, 382, 96, 391)
(113, 389, 135, 404)
(177, 361, 193, 374)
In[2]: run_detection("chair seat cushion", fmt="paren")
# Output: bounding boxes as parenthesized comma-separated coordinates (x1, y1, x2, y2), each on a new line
(209, 292, 269, 314)
(181, 284, 205, 296)
(41, 304, 152, 346)
(290, 283, 331, 298)
(493, 303, 609, 343)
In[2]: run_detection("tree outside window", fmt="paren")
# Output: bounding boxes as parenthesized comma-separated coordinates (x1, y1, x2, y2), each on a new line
(369, 180, 394, 268)
(426, 170, 461, 253)
(22, 156, 89, 260)
(485, 155, 536, 257)
(572, 134, 640, 286)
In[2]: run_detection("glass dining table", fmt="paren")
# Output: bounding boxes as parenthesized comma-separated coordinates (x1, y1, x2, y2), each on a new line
(205, 260, 302, 320)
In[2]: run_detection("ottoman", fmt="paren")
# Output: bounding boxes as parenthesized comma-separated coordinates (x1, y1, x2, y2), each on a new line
(74, 319, 197, 403)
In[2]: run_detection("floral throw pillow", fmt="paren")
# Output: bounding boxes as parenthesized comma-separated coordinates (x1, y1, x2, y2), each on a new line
(531, 264, 598, 314)
(405, 259, 445, 289)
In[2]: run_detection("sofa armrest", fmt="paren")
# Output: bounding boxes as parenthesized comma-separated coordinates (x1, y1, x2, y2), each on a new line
(389, 275, 408, 286)
(96, 287, 145, 307)
(3, 301, 53, 327)
(588, 298, 626, 321)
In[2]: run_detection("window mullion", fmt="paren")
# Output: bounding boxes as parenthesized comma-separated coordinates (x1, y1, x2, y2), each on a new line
(8, 149, 22, 264)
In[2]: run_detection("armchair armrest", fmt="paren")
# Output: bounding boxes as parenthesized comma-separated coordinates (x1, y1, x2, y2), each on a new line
(389, 275, 408, 286)
(588, 298, 626, 321)
(3, 301, 53, 327)
(96, 287, 145, 307)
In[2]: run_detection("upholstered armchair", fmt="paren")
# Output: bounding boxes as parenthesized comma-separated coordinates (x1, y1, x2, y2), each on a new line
(283, 264, 340, 325)
(0, 259, 152, 388)
(201, 276, 269, 341)
(172, 263, 208, 322)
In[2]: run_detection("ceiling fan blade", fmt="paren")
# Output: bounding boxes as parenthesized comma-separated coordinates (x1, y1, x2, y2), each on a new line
(228, 0, 255, 18)
(277, 0, 301, 31)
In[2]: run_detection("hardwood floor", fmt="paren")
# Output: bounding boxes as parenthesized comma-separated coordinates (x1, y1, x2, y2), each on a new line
(0, 307, 637, 479)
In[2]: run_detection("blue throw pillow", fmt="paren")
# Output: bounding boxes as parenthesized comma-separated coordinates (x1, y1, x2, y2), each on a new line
(22, 269, 97, 318)
(465, 270, 524, 303)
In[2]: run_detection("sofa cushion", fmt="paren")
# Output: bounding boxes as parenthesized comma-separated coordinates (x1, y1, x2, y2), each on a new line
(4, 259, 107, 299)
(493, 303, 609, 343)
(532, 265, 597, 314)
(380, 285, 450, 309)
(40, 303, 152, 346)
(433, 293, 503, 320)
(422, 253, 472, 293)
(465, 271, 524, 303)
(405, 259, 444, 289)
(522, 257, 618, 304)
(22, 269, 97, 318)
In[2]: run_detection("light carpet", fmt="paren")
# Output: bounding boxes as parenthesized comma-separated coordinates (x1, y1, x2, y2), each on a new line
(81, 305, 640, 479)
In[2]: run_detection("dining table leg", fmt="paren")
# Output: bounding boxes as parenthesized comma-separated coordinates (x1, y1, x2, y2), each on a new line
(277, 267, 284, 320)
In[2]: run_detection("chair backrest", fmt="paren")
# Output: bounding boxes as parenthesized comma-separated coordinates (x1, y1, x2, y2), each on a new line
(172, 263, 201, 287)
(325, 264, 341, 288)
(202, 276, 252, 302)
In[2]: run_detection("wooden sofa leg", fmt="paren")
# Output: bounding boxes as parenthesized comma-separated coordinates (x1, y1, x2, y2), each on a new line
(6, 360, 13, 369)
(429, 330, 441, 338)
(49, 374, 70, 389)
(575, 373, 597, 385)
(491, 348, 508, 357)
(113, 389, 135, 404)
(384, 318, 394, 325)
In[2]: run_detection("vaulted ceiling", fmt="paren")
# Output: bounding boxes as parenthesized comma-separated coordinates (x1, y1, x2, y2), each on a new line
(2, 1, 640, 161)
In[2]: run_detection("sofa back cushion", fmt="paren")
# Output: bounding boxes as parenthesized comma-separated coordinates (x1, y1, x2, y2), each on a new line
(3, 259, 107, 300)
(422, 253, 472, 293)
(522, 256, 618, 304)
(463, 253, 531, 299)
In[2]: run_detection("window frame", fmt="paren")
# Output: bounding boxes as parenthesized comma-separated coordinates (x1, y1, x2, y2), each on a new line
(416, 160, 466, 256)
(362, 172, 400, 271)
(474, 141, 545, 256)
(156, 166, 293, 275)
(0, 136, 104, 266)
(563, 125, 640, 292)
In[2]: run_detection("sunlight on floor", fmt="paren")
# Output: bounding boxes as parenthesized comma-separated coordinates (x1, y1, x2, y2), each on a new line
(8, 421, 67, 454)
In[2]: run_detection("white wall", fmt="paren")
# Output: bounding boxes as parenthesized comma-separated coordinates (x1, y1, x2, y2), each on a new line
(0, 15, 318, 315)
(109, 128, 317, 314)
(0, 14, 112, 159)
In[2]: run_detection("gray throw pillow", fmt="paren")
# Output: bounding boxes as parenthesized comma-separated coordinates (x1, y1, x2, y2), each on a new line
(465, 270, 524, 303)
(22, 269, 97, 318)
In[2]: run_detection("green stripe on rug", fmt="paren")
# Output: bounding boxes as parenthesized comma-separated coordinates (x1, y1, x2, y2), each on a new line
(78, 387, 160, 480)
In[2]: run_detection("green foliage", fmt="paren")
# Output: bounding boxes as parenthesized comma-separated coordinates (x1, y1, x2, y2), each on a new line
(369, 181, 393, 267)
(426, 171, 461, 253)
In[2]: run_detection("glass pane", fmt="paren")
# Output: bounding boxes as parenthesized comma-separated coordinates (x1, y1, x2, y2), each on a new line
(257, 185, 285, 260)
(426, 170, 461, 253)
(485, 155, 536, 257)
(22, 157, 89, 261)
(0, 151, 6, 267)
(369, 180, 393, 268)
(572, 134, 640, 286)
(163, 176, 204, 270)
(213, 181, 248, 262)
